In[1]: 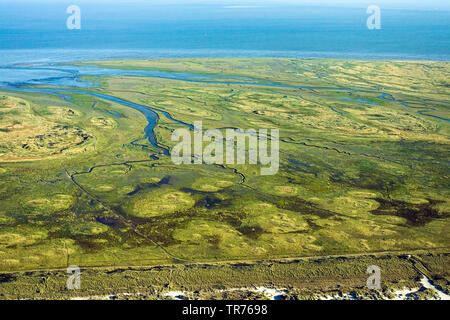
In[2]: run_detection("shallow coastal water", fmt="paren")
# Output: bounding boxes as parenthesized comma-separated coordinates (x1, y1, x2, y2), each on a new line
(1, 3, 449, 60)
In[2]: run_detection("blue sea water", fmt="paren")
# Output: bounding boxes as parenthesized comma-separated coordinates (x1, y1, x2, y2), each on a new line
(0, 2, 449, 64)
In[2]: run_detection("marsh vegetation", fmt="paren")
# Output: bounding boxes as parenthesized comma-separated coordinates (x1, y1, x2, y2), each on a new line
(0, 59, 448, 298)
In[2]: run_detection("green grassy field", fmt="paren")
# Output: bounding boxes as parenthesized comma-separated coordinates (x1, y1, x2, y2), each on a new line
(0, 59, 449, 298)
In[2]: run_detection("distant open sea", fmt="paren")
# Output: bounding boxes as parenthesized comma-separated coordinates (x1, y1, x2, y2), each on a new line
(0, 3, 449, 65)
